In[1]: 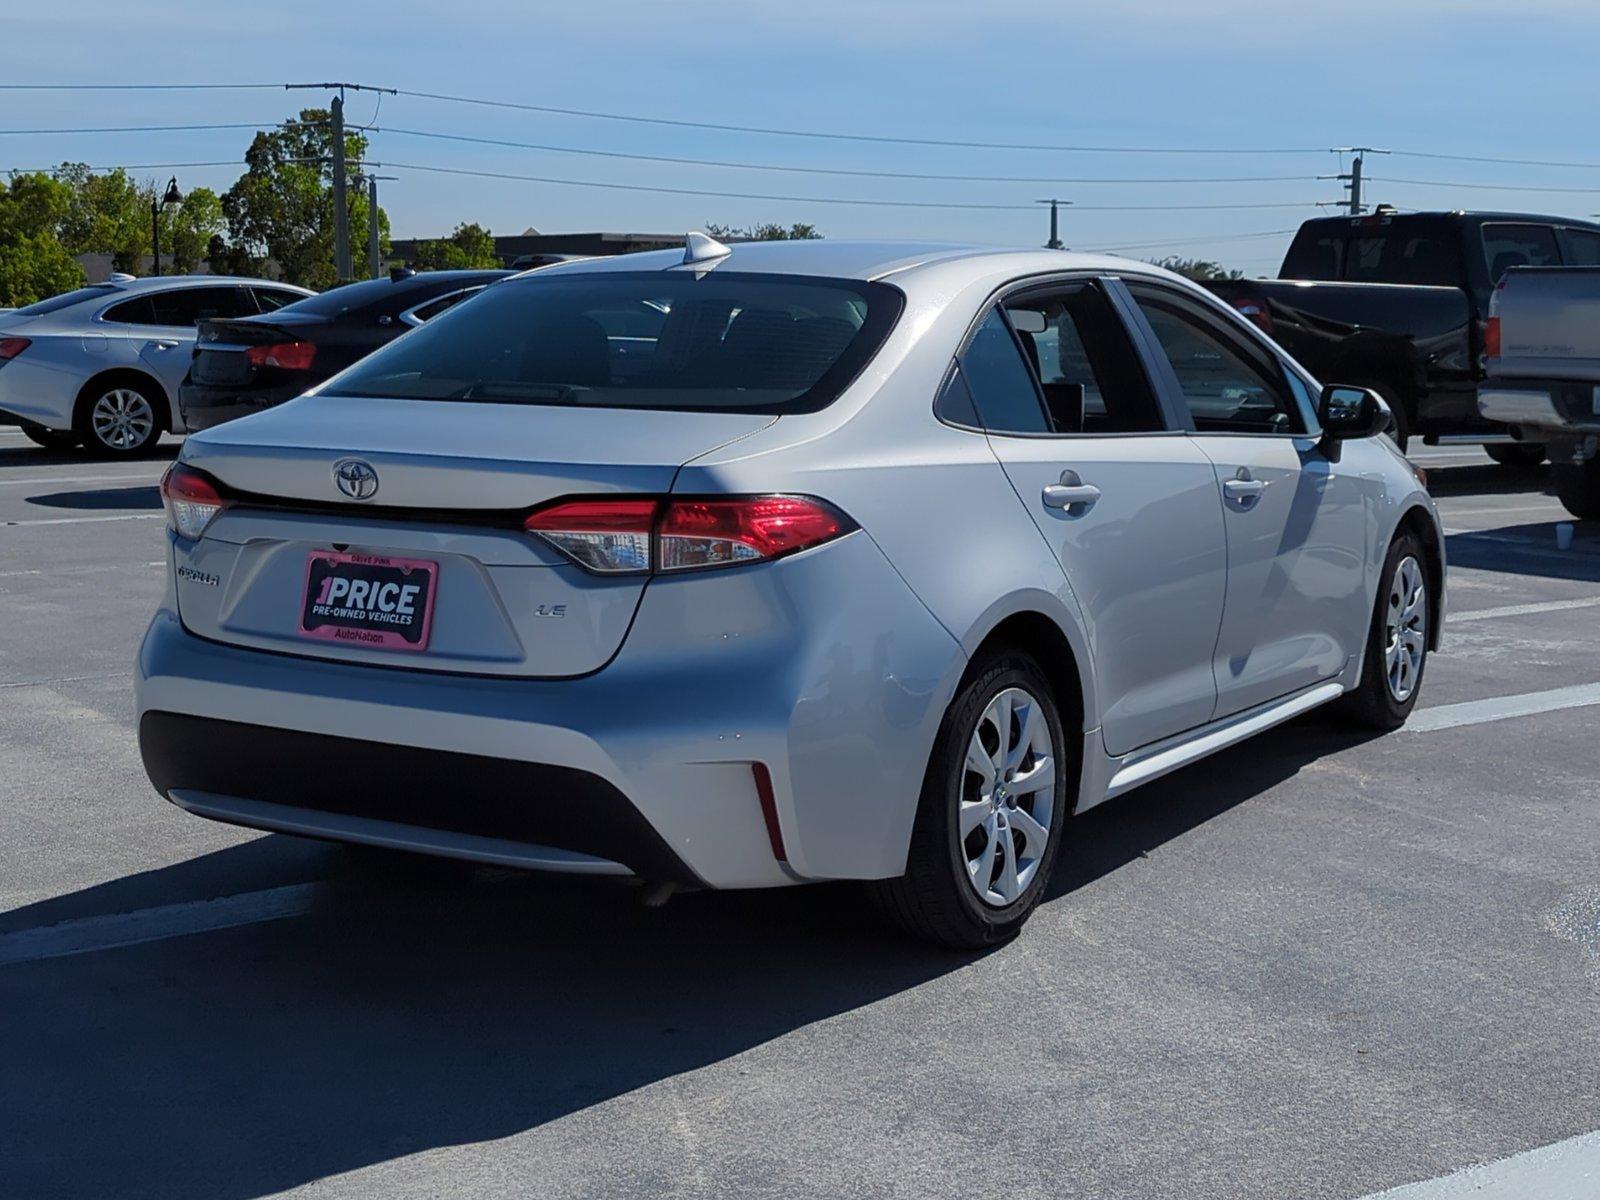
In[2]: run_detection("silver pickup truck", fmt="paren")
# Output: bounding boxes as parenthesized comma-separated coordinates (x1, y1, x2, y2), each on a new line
(1479, 265, 1600, 517)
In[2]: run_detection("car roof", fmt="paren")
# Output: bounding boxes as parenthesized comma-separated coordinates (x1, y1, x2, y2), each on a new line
(1297, 211, 1600, 229)
(522, 239, 1158, 287)
(98, 275, 313, 293)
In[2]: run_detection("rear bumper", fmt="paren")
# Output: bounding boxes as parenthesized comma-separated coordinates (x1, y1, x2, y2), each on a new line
(135, 530, 965, 889)
(1479, 377, 1600, 433)
(179, 382, 306, 432)
(141, 711, 699, 884)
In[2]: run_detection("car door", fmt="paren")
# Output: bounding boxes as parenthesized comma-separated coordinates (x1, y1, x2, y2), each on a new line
(948, 278, 1228, 757)
(123, 286, 255, 400)
(1123, 280, 1369, 719)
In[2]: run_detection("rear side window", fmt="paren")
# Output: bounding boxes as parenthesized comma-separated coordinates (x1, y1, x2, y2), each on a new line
(252, 287, 305, 313)
(957, 309, 1050, 434)
(11, 285, 118, 316)
(110, 286, 254, 326)
(1005, 284, 1162, 433)
(321, 271, 902, 415)
(1482, 224, 1561, 282)
(1128, 284, 1303, 435)
(1557, 227, 1600, 266)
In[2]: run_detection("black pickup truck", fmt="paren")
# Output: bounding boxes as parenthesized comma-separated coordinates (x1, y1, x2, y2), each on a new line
(1206, 210, 1600, 460)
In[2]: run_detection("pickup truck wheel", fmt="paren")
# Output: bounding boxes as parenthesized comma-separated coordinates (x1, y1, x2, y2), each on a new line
(1485, 443, 1546, 469)
(1554, 458, 1600, 520)
(1337, 531, 1430, 731)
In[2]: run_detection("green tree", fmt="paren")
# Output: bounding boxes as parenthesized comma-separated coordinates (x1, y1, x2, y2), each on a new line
(216, 110, 389, 288)
(1148, 255, 1243, 281)
(159, 186, 225, 275)
(0, 172, 85, 305)
(411, 222, 500, 270)
(55, 164, 150, 272)
(703, 222, 822, 241)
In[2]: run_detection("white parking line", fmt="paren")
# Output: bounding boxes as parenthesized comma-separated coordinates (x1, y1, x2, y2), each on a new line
(1435, 502, 1566, 519)
(1, 513, 163, 527)
(1451, 597, 1600, 622)
(1356, 1127, 1600, 1198)
(0, 884, 323, 967)
(0, 472, 163, 488)
(1408, 683, 1600, 733)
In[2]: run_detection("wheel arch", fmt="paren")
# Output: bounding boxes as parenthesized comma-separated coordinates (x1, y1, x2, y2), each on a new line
(73, 367, 174, 437)
(1394, 501, 1445, 651)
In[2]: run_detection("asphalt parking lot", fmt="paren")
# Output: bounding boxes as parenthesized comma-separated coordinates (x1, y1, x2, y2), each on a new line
(1, 433, 1597, 1199)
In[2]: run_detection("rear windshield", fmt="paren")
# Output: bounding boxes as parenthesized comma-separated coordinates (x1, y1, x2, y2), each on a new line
(319, 271, 903, 414)
(10, 285, 119, 316)
(1281, 219, 1460, 286)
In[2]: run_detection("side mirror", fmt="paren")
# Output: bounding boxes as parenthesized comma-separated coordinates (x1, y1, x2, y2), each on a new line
(1317, 385, 1391, 461)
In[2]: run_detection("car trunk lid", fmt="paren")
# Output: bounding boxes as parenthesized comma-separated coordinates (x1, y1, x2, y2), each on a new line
(172, 396, 774, 676)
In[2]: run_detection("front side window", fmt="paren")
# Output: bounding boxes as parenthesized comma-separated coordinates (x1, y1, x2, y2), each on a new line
(1129, 285, 1302, 435)
(321, 272, 901, 415)
(1483, 223, 1561, 282)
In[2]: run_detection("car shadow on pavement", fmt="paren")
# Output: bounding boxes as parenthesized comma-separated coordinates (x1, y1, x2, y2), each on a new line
(1446, 521, 1600, 584)
(0, 442, 178, 470)
(0, 712, 1381, 1200)
(1047, 712, 1381, 902)
(0, 841, 970, 1200)
(1421, 461, 1551, 500)
(24, 485, 162, 510)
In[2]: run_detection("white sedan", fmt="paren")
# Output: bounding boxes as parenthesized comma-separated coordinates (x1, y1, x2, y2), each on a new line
(0, 274, 311, 455)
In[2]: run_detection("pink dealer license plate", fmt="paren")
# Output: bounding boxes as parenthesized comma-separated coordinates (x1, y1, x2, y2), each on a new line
(298, 551, 439, 652)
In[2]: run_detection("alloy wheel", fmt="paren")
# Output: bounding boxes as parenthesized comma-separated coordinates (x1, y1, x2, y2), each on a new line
(1384, 555, 1427, 703)
(960, 686, 1057, 907)
(90, 388, 155, 452)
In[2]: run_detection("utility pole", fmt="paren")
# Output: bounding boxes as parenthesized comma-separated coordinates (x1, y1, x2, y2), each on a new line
(1325, 147, 1390, 216)
(1035, 198, 1072, 249)
(363, 173, 396, 279)
(330, 94, 351, 282)
(284, 83, 395, 283)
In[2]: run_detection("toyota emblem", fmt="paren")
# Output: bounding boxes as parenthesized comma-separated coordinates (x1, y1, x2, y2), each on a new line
(333, 458, 379, 501)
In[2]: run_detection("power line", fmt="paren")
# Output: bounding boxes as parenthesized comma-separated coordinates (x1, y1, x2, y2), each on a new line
(391, 87, 1327, 155)
(1388, 148, 1600, 170)
(368, 159, 1321, 211)
(1369, 176, 1600, 194)
(4, 160, 245, 173)
(376, 126, 1320, 185)
(1082, 229, 1300, 252)
(0, 82, 288, 91)
(0, 121, 324, 135)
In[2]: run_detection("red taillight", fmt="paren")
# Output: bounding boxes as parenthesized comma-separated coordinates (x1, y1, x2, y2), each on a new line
(1485, 316, 1501, 359)
(1231, 297, 1273, 335)
(160, 462, 231, 540)
(523, 495, 854, 575)
(244, 341, 316, 371)
(0, 337, 30, 361)
(523, 499, 658, 573)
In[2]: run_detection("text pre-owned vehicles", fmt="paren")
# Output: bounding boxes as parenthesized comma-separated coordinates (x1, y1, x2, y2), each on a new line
(0, 275, 312, 455)
(179, 269, 513, 432)
(1206, 210, 1600, 460)
(136, 236, 1444, 948)
(1479, 266, 1600, 516)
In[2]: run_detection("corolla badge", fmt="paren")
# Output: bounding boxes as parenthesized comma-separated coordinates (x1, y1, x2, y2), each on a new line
(333, 458, 380, 501)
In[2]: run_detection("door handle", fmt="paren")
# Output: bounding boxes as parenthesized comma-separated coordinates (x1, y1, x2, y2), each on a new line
(1042, 470, 1101, 513)
(146, 340, 180, 351)
(1223, 474, 1266, 507)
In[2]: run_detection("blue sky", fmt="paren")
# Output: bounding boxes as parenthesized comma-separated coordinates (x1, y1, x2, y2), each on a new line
(8, 0, 1600, 273)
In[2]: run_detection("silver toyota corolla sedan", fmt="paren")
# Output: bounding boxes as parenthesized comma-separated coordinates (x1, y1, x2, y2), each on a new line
(136, 237, 1444, 947)
(0, 274, 312, 455)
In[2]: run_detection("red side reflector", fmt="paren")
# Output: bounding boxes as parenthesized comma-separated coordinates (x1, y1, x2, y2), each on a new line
(0, 337, 30, 361)
(245, 341, 317, 371)
(1484, 316, 1501, 358)
(752, 763, 786, 863)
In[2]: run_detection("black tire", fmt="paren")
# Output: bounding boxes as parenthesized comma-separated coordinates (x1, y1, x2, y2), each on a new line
(74, 376, 165, 458)
(870, 651, 1072, 950)
(20, 423, 79, 451)
(1485, 442, 1545, 469)
(1337, 531, 1431, 730)
(1554, 458, 1600, 520)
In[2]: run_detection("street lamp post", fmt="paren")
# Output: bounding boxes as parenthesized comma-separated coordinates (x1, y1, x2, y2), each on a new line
(150, 176, 184, 277)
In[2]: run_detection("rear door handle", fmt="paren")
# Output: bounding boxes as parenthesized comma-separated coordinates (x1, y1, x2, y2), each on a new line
(1223, 476, 1266, 506)
(1042, 470, 1101, 513)
(146, 340, 181, 351)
